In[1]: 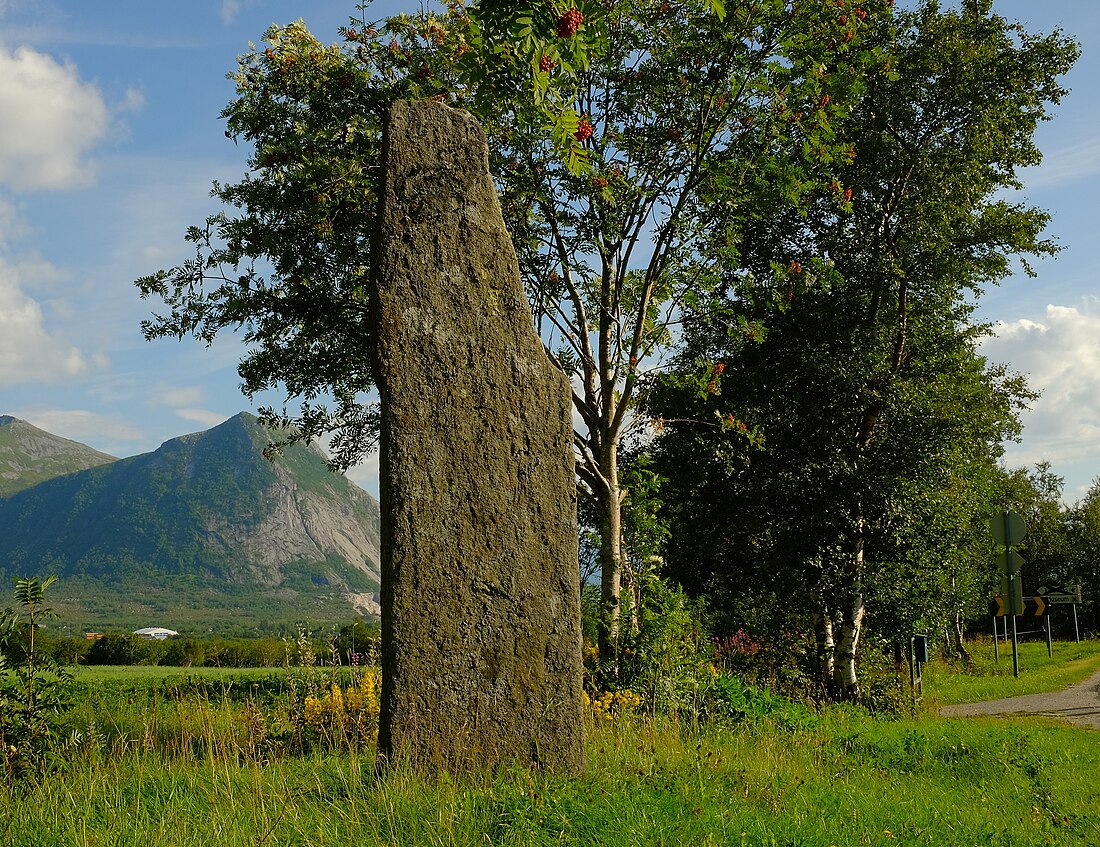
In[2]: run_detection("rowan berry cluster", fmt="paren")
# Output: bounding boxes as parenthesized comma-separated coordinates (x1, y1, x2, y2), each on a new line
(575, 117, 594, 142)
(539, 54, 556, 73)
(557, 7, 584, 38)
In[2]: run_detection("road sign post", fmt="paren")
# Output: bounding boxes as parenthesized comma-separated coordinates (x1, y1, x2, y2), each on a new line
(1037, 584, 1084, 644)
(990, 510, 1026, 677)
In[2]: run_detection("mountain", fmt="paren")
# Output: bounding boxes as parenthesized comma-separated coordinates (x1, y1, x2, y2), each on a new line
(0, 415, 118, 497)
(0, 413, 381, 634)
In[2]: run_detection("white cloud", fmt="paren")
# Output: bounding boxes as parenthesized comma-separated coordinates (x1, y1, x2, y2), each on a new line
(219, 0, 262, 27)
(1023, 136, 1100, 191)
(981, 303, 1100, 501)
(154, 386, 206, 408)
(119, 87, 144, 112)
(0, 44, 110, 191)
(344, 452, 380, 498)
(176, 407, 229, 428)
(151, 387, 233, 429)
(15, 408, 143, 449)
(220, 0, 242, 25)
(0, 255, 94, 387)
(0, 195, 30, 248)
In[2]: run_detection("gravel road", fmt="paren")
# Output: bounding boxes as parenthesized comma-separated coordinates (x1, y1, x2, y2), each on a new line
(940, 667, 1100, 729)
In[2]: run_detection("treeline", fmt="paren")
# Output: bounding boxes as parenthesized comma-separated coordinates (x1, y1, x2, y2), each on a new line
(13, 619, 380, 669)
(133, 0, 1083, 702)
(997, 465, 1100, 629)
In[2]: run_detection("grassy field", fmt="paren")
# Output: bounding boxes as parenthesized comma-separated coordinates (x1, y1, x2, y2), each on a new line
(923, 637, 1100, 707)
(2, 644, 1100, 846)
(71, 665, 288, 682)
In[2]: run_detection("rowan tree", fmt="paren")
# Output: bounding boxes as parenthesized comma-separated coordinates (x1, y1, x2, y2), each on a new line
(137, 0, 893, 660)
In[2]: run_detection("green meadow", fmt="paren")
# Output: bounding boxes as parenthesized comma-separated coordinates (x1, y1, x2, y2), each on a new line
(2, 640, 1100, 846)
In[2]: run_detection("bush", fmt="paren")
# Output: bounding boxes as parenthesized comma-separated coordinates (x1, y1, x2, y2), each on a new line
(0, 577, 77, 785)
(84, 633, 143, 665)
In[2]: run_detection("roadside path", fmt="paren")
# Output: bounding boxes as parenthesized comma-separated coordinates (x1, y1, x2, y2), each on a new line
(940, 667, 1100, 729)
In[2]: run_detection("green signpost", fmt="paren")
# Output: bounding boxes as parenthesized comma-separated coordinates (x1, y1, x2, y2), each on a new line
(990, 510, 1026, 677)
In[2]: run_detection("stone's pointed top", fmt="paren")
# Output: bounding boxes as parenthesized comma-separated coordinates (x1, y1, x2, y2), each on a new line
(0, 415, 18, 427)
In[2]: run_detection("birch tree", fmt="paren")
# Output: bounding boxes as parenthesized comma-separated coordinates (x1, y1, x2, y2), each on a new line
(649, 0, 1077, 698)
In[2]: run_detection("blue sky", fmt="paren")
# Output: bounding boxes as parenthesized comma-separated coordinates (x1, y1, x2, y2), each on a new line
(1, 1, 1098, 503)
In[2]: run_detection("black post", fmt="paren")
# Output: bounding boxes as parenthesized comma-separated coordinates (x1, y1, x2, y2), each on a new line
(1011, 613, 1020, 678)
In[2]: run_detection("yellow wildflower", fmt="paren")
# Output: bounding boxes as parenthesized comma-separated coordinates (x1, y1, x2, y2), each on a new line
(303, 695, 324, 728)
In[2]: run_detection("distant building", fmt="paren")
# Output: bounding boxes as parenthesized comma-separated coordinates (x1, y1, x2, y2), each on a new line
(133, 627, 179, 640)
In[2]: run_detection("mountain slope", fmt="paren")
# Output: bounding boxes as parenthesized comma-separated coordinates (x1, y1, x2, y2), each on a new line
(0, 413, 381, 633)
(0, 415, 118, 497)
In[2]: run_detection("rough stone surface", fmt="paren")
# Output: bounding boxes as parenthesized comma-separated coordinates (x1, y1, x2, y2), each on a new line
(372, 99, 585, 774)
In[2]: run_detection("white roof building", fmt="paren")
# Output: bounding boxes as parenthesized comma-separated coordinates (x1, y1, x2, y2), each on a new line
(133, 627, 179, 640)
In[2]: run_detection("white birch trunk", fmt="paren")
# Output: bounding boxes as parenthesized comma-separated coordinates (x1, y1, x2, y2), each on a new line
(831, 526, 865, 700)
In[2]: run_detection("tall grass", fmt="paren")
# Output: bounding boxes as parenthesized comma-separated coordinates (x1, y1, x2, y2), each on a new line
(3, 647, 1100, 845)
(4, 712, 1100, 846)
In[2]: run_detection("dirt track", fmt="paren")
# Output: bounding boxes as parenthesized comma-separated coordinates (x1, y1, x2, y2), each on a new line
(940, 667, 1100, 729)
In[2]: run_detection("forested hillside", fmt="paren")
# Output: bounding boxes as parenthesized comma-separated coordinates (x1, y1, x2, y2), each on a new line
(0, 413, 381, 633)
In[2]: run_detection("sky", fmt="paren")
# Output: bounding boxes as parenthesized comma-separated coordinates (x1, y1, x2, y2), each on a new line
(1, 1, 1099, 503)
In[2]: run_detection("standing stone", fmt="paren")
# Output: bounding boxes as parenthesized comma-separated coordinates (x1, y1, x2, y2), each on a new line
(371, 100, 585, 773)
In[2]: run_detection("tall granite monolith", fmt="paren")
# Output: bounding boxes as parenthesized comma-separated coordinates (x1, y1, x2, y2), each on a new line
(371, 99, 585, 774)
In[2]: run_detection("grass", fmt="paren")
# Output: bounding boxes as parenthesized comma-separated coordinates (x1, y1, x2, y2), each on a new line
(3, 644, 1100, 845)
(4, 714, 1100, 845)
(71, 665, 287, 682)
(922, 637, 1100, 708)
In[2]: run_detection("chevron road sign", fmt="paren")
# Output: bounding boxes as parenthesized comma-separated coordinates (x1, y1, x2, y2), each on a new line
(990, 594, 1047, 617)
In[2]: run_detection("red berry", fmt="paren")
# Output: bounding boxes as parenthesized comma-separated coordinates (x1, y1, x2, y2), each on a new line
(557, 8, 584, 38)
(575, 117, 593, 142)
(539, 54, 556, 73)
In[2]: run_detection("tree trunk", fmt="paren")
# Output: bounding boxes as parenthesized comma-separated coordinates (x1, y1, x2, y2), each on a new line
(596, 442, 624, 672)
(621, 549, 640, 635)
(815, 609, 836, 699)
(949, 573, 972, 665)
(953, 610, 972, 666)
(831, 528, 866, 701)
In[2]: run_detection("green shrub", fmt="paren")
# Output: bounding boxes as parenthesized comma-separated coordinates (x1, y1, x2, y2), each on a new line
(0, 576, 77, 785)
